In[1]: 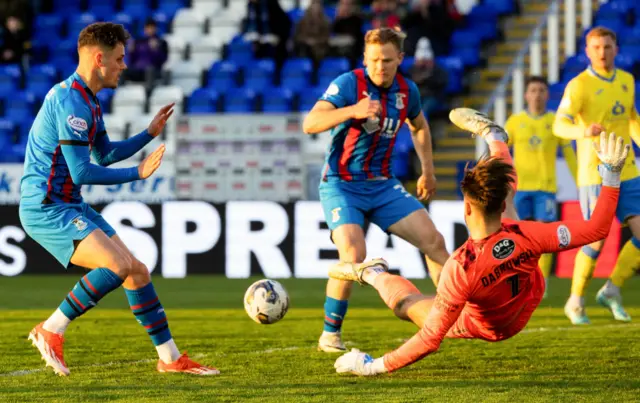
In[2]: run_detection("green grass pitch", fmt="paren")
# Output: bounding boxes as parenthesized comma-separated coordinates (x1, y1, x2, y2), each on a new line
(1, 276, 640, 402)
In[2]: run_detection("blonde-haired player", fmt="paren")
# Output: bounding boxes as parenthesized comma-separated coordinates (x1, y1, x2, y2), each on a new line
(553, 26, 640, 324)
(505, 76, 578, 297)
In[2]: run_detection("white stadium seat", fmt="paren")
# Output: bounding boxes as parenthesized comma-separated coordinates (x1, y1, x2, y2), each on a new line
(112, 85, 146, 120)
(189, 36, 223, 69)
(168, 61, 203, 96)
(101, 114, 127, 142)
(149, 85, 184, 114)
(163, 34, 187, 64)
(191, 0, 223, 18)
(172, 8, 206, 41)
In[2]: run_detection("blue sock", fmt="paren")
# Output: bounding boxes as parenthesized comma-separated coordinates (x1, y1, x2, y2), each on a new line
(125, 282, 172, 346)
(59, 268, 123, 321)
(323, 297, 349, 332)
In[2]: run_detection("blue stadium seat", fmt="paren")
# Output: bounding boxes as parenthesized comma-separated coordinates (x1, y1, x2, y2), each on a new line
(53, 0, 81, 13)
(52, 57, 77, 77)
(97, 88, 115, 113)
(157, 0, 187, 19)
(0, 65, 22, 98)
(399, 56, 415, 75)
(548, 82, 566, 102)
(68, 13, 97, 39)
(261, 87, 294, 113)
(150, 11, 171, 36)
(223, 88, 257, 113)
(244, 59, 276, 92)
(33, 14, 63, 43)
(467, 4, 499, 41)
(298, 86, 325, 112)
(187, 88, 220, 114)
(561, 54, 588, 82)
(595, 1, 629, 21)
(282, 58, 313, 92)
(436, 56, 464, 94)
(87, 0, 115, 17)
(123, 0, 152, 19)
(317, 57, 351, 88)
(615, 52, 635, 69)
(227, 36, 254, 66)
(450, 30, 481, 67)
(113, 13, 135, 36)
(26, 65, 58, 98)
(207, 61, 240, 91)
(5, 92, 35, 125)
(287, 8, 305, 25)
(324, 6, 337, 21)
(485, 0, 515, 15)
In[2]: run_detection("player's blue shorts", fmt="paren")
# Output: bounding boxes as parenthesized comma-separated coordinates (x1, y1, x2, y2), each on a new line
(579, 176, 640, 223)
(513, 191, 557, 222)
(319, 177, 425, 232)
(19, 202, 116, 268)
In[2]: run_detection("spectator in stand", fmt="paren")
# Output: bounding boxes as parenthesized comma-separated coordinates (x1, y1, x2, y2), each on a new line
(0, 0, 33, 33)
(124, 18, 168, 90)
(1, 15, 29, 64)
(330, 0, 364, 62)
(371, 0, 400, 29)
(403, 0, 455, 57)
(410, 37, 448, 118)
(294, 0, 331, 65)
(243, 0, 291, 73)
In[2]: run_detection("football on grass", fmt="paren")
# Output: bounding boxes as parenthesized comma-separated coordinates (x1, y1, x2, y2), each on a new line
(244, 279, 289, 324)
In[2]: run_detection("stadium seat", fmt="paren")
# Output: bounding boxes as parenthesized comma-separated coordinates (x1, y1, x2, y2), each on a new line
(466, 4, 499, 41)
(280, 0, 297, 11)
(26, 65, 58, 98)
(298, 86, 325, 112)
(168, 61, 203, 96)
(157, 0, 188, 19)
(207, 60, 240, 89)
(261, 87, 294, 113)
(191, 0, 224, 18)
(0, 65, 22, 98)
(281, 58, 313, 92)
(172, 8, 206, 42)
(5, 92, 35, 126)
(163, 34, 187, 64)
(68, 13, 97, 39)
(210, 26, 240, 45)
(54, 0, 81, 13)
(450, 30, 481, 67)
(97, 88, 115, 114)
(149, 85, 184, 115)
(399, 56, 415, 75)
(186, 88, 220, 113)
(226, 37, 254, 65)
(561, 54, 588, 81)
(244, 59, 276, 92)
(317, 57, 350, 89)
(113, 13, 135, 36)
(86, 0, 115, 17)
(222, 88, 257, 113)
(102, 113, 128, 142)
(437, 56, 464, 94)
(122, 0, 152, 20)
(485, 0, 516, 15)
(189, 36, 224, 69)
(112, 85, 147, 119)
(33, 14, 63, 43)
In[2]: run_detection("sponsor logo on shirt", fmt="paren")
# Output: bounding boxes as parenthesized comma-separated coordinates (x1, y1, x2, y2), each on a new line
(67, 115, 88, 132)
(557, 224, 571, 248)
(331, 207, 342, 223)
(492, 238, 516, 260)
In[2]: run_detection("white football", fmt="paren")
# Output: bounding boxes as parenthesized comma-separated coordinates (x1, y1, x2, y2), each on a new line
(244, 279, 290, 324)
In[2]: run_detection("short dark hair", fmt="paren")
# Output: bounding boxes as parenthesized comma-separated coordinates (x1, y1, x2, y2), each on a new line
(460, 156, 515, 217)
(78, 22, 130, 50)
(525, 76, 548, 90)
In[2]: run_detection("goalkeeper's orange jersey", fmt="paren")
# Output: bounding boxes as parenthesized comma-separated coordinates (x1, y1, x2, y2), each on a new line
(382, 186, 620, 372)
(555, 67, 638, 186)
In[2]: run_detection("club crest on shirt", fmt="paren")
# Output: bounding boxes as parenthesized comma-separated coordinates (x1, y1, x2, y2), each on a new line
(67, 115, 88, 132)
(492, 238, 516, 260)
(331, 207, 342, 223)
(395, 93, 406, 109)
(72, 216, 88, 232)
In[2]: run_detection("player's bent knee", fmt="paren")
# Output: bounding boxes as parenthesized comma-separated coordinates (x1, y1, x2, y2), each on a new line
(105, 254, 134, 280)
(419, 231, 446, 256)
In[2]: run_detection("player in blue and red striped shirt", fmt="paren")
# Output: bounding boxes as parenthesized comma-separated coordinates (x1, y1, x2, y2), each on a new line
(19, 22, 218, 376)
(303, 28, 450, 352)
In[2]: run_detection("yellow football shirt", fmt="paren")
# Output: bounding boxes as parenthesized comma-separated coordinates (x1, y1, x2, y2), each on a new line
(505, 111, 574, 192)
(554, 67, 639, 186)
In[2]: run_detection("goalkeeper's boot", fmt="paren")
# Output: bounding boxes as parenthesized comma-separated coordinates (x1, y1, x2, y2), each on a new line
(596, 287, 631, 322)
(564, 301, 591, 325)
(157, 352, 220, 375)
(449, 107, 509, 141)
(328, 258, 389, 285)
(28, 322, 69, 376)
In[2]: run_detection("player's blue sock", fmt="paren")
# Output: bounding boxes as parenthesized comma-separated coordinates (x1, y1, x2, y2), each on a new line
(125, 282, 173, 346)
(323, 297, 348, 333)
(59, 268, 123, 321)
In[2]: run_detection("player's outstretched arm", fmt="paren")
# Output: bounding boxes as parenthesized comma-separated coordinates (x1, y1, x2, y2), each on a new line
(302, 98, 380, 134)
(519, 133, 629, 254)
(93, 103, 174, 166)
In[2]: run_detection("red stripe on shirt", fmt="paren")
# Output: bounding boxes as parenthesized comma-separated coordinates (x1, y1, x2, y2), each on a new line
(381, 73, 409, 177)
(338, 69, 367, 181)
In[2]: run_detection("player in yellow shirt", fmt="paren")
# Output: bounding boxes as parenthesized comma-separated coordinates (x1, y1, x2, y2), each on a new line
(553, 26, 640, 325)
(505, 76, 578, 297)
